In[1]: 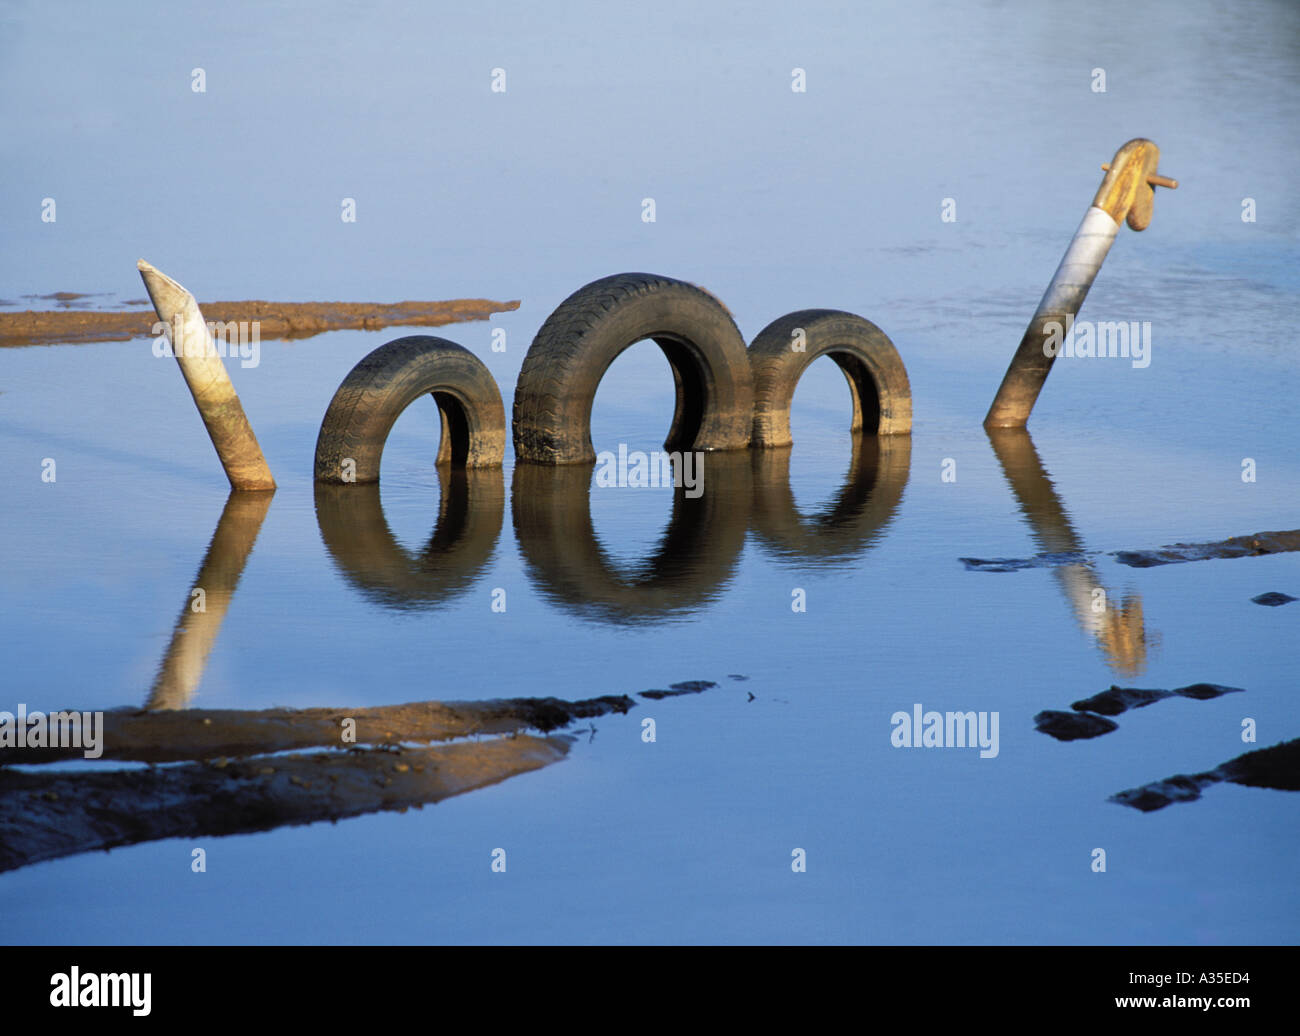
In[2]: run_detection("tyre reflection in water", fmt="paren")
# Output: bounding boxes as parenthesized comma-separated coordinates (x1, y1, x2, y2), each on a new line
(511, 452, 752, 625)
(514, 436, 912, 624)
(749, 434, 911, 566)
(314, 466, 504, 612)
(311, 437, 913, 624)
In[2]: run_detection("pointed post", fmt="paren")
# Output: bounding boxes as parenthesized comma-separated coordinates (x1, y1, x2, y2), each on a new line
(138, 259, 276, 489)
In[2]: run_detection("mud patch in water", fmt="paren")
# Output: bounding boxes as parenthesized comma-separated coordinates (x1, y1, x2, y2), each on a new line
(0, 680, 724, 873)
(963, 529, 1300, 572)
(1069, 682, 1243, 717)
(1033, 710, 1119, 740)
(1111, 739, 1300, 811)
(639, 680, 718, 700)
(1034, 682, 1243, 740)
(0, 297, 521, 347)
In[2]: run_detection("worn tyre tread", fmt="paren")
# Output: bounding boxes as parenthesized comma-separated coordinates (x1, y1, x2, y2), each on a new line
(748, 309, 912, 447)
(512, 273, 753, 464)
(314, 335, 505, 483)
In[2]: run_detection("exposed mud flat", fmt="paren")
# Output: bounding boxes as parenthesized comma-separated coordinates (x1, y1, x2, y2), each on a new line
(1111, 739, 1300, 811)
(0, 736, 570, 873)
(0, 692, 639, 766)
(0, 298, 520, 347)
(0, 680, 727, 873)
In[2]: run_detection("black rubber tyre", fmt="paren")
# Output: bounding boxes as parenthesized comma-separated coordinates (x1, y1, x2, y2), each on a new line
(314, 335, 505, 484)
(314, 468, 504, 611)
(747, 310, 911, 447)
(512, 273, 754, 464)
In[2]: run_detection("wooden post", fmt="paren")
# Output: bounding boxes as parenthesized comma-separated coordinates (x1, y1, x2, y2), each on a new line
(138, 259, 276, 489)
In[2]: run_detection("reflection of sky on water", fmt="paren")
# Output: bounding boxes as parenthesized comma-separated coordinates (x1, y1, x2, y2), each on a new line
(1, 0, 1297, 943)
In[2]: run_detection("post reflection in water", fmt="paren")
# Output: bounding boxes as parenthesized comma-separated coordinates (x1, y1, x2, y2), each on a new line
(314, 466, 504, 612)
(146, 489, 274, 710)
(986, 428, 1151, 677)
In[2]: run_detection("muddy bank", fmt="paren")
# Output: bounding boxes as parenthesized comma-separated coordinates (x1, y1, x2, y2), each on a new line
(0, 298, 520, 347)
(0, 692, 638, 765)
(0, 736, 569, 873)
(0, 680, 728, 873)
(962, 528, 1300, 572)
(1110, 738, 1300, 811)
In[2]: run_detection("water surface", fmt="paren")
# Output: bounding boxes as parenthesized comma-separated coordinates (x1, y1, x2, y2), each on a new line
(1, 0, 1297, 944)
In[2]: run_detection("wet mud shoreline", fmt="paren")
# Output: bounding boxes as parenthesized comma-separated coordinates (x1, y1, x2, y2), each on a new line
(0, 682, 725, 873)
(0, 298, 520, 347)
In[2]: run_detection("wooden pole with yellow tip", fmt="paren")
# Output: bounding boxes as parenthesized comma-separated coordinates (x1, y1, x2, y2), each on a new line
(983, 139, 1177, 429)
(138, 259, 276, 490)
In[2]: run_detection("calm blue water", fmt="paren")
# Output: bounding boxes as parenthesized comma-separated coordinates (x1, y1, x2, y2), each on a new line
(1, 0, 1297, 944)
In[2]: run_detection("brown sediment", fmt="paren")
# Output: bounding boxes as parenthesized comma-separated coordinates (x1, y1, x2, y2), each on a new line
(0, 298, 520, 347)
(0, 692, 637, 766)
(0, 681, 723, 873)
(0, 736, 570, 874)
